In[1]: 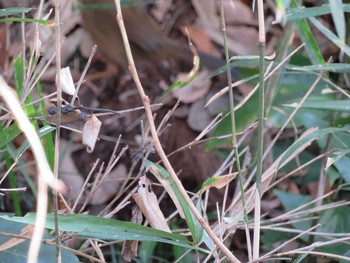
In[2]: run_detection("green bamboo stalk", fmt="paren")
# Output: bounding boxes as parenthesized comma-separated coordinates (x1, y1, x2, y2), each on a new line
(219, 0, 252, 260)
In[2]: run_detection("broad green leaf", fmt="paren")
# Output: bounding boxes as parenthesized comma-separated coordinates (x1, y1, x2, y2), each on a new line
(1, 213, 209, 253)
(332, 156, 350, 183)
(274, 190, 312, 241)
(138, 241, 157, 263)
(269, 75, 332, 131)
(274, 190, 312, 213)
(315, 207, 350, 256)
(261, 229, 291, 251)
(274, 143, 315, 184)
(340, 250, 350, 263)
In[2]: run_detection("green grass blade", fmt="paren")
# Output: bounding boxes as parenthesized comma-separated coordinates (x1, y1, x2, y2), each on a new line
(0, 17, 49, 24)
(4, 152, 22, 216)
(15, 125, 56, 161)
(290, 1, 325, 65)
(0, 7, 32, 17)
(309, 16, 350, 57)
(286, 4, 350, 21)
(329, 0, 346, 42)
(297, 100, 350, 112)
(0, 213, 209, 253)
(289, 63, 350, 73)
(0, 123, 21, 149)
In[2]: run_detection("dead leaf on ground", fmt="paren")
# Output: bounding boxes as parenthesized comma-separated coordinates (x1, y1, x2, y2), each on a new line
(181, 26, 216, 54)
(80, 30, 96, 59)
(226, 25, 259, 55)
(261, 198, 281, 211)
(205, 87, 231, 115)
(191, 0, 219, 31)
(172, 69, 211, 103)
(187, 98, 213, 132)
(218, 0, 254, 25)
(89, 164, 127, 205)
(60, 141, 85, 204)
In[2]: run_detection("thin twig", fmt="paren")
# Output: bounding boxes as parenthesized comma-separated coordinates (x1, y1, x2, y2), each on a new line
(113, 0, 240, 261)
(52, 0, 64, 261)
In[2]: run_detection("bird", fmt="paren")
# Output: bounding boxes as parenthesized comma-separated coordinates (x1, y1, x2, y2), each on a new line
(80, 0, 235, 74)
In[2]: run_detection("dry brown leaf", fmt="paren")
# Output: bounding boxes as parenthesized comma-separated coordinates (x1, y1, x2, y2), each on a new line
(133, 176, 171, 232)
(261, 198, 281, 211)
(226, 25, 259, 55)
(205, 88, 231, 115)
(121, 206, 143, 262)
(181, 26, 216, 54)
(61, 29, 85, 65)
(60, 141, 85, 204)
(201, 173, 237, 193)
(288, 181, 300, 194)
(82, 114, 101, 153)
(187, 99, 213, 132)
(218, 0, 254, 25)
(80, 30, 96, 59)
(191, 0, 219, 31)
